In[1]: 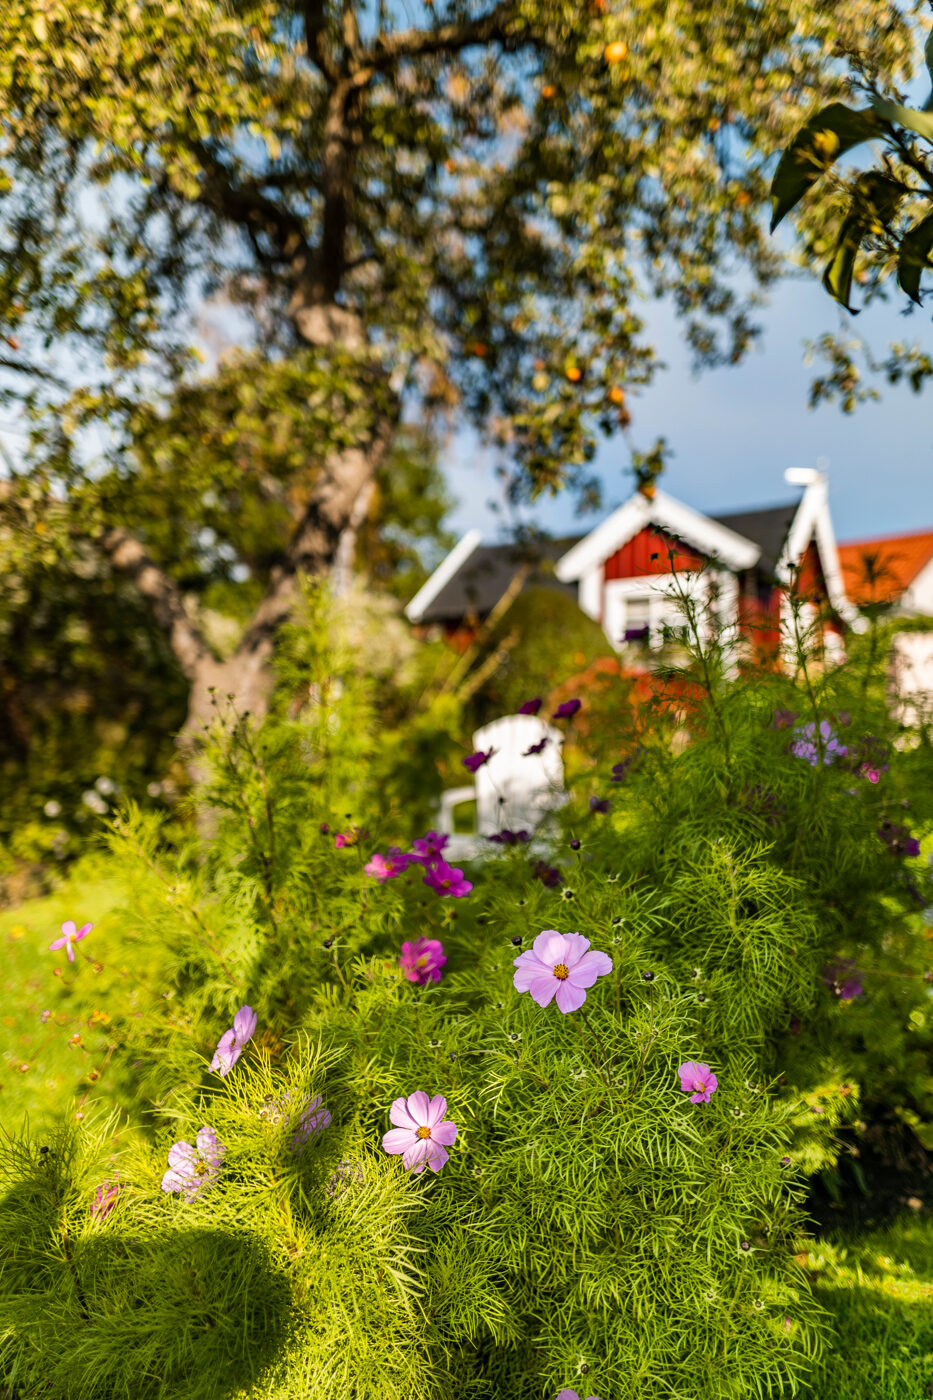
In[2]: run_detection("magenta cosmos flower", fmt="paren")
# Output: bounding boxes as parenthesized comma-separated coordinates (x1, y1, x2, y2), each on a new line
(557, 1391, 601, 1400)
(382, 1091, 457, 1173)
(424, 860, 473, 897)
(210, 1004, 257, 1076)
(678, 1061, 718, 1104)
(49, 919, 92, 964)
(552, 698, 582, 719)
(513, 931, 612, 1013)
(399, 937, 447, 985)
(161, 1126, 225, 1200)
(463, 747, 496, 773)
(518, 697, 543, 715)
(411, 830, 448, 864)
(90, 1179, 121, 1222)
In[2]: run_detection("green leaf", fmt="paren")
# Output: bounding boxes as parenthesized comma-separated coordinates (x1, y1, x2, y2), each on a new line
(770, 104, 881, 232)
(822, 174, 903, 313)
(870, 96, 933, 142)
(897, 209, 933, 303)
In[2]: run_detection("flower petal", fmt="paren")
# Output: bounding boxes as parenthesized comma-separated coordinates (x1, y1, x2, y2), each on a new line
(77, 923, 93, 938)
(196, 1126, 223, 1162)
(560, 932, 592, 966)
(167, 1141, 197, 1171)
(531, 929, 569, 964)
(402, 1137, 433, 1171)
(555, 980, 588, 1013)
(48, 937, 65, 951)
(60, 921, 76, 938)
(382, 1127, 417, 1155)
(389, 1096, 418, 1131)
(233, 1005, 257, 1043)
(161, 1168, 188, 1193)
(425, 1144, 449, 1173)
(513, 953, 548, 990)
(66, 943, 76, 963)
(431, 1119, 458, 1147)
(425, 1094, 448, 1128)
(406, 1090, 431, 1126)
(528, 974, 560, 1008)
(565, 949, 613, 987)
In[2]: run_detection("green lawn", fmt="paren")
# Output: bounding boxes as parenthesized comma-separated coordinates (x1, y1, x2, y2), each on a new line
(0, 855, 166, 1133)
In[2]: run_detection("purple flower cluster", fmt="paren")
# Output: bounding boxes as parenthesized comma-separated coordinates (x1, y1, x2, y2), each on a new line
(610, 746, 644, 783)
(487, 828, 530, 845)
(463, 747, 496, 773)
(589, 796, 611, 815)
(532, 859, 562, 887)
(325, 1159, 364, 1199)
(790, 720, 848, 766)
(364, 830, 473, 899)
(878, 821, 921, 858)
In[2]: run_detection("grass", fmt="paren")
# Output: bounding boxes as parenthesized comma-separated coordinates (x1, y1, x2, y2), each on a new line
(802, 1215, 933, 1399)
(0, 853, 168, 1133)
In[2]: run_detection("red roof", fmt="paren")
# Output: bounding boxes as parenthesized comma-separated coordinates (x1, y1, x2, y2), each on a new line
(838, 529, 933, 605)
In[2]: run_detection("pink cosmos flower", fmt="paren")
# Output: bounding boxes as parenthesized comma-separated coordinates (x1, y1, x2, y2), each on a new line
(291, 1093, 332, 1149)
(557, 1391, 600, 1400)
(411, 831, 449, 864)
(161, 1126, 225, 1200)
(382, 1091, 457, 1173)
(423, 860, 473, 898)
(513, 930, 613, 1013)
(210, 1004, 258, 1076)
(365, 848, 412, 881)
(49, 920, 92, 964)
(334, 826, 367, 848)
(552, 698, 582, 719)
(463, 747, 496, 773)
(518, 697, 543, 715)
(399, 937, 447, 985)
(678, 1061, 718, 1104)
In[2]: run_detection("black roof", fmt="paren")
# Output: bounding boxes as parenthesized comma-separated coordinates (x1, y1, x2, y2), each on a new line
(416, 534, 584, 624)
(711, 500, 800, 575)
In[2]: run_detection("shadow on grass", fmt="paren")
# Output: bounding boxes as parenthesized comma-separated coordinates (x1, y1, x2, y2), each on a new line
(0, 1177, 290, 1399)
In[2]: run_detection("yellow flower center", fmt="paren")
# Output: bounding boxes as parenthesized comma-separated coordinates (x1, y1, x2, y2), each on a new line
(416, 956, 428, 967)
(416, 1126, 431, 1140)
(695, 1081, 706, 1092)
(193, 1160, 209, 1176)
(553, 963, 569, 980)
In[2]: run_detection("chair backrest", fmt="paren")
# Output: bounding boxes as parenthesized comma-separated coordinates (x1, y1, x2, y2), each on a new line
(471, 713, 565, 836)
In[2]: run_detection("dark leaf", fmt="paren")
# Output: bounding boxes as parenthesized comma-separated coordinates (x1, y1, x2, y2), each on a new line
(897, 209, 933, 304)
(770, 105, 881, 232)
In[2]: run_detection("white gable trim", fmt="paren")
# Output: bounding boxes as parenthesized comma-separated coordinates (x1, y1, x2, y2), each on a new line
(776, 478, 858, 626)
(405, 528, 483, 622)
(903, 556, 933, 615)
(555, 488, 760, 582)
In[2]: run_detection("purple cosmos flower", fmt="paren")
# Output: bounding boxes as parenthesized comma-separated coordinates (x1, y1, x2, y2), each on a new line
(487, 829, 530, 845)
(423, 860, 473, 897)
(210, 1004, 257, 1076)
(518, 698, 543, 715)
(877, 821, 921, 858)
(790, 720, 847, 766)
(557, 1391, 601, 1400)
(91, 1180, 121, 1222)
(523, 736, 550, 756)
(49, 920, 92, 964)
(513, 930, 613, 1013)
(624, 624, 650, 642)
(399, 936, 447, 985)
(821, 961, 864, 1001)
(161, 1126, 225, 1200)
(589, 796, 611, 814)
(678, 1061, 718, 1104)
(532, 859, 562, 887)
(326, 1159, 363, 1199)
(381, 1091, 457, 1173)
(463, 747, 496, 773)
(552, 698, 582, 720)
(291, 1093, 332, 1149)
(771, 709, 797, 730)
(411, 831, 449, 864)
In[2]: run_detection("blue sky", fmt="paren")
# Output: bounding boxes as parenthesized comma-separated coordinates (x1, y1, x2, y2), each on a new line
(444, 274, 933, 548)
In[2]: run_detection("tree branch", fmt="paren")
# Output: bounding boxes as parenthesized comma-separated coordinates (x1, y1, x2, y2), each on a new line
(102, 528, 214, 681)
(0, 354, 66, 386)
(357, 1, 517, 78)
(188, 141, 313, 265)
(305, 0, 340, 82)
